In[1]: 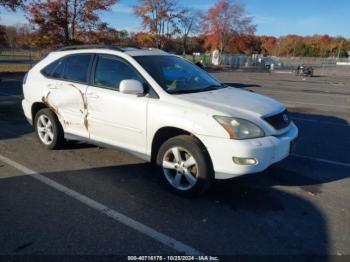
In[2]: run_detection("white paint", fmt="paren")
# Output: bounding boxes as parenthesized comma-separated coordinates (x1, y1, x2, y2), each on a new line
(0, 154, 203, 255)
(273, 70, 293, 74)
(120, 79, 144, 95)
(198, 122, 298, 178)
(46, 81, 89, 138)
(86, 85, 148, 154)
(22, 48, 297, 181)
(336, 62, 350, 66)
(291, 154, 350, 168)
(212, 49, 220, 66)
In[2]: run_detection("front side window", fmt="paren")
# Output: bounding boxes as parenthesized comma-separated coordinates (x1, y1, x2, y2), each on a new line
(94, 55, 143, 90)
(134, 55, 225, 94)
(63, 54, 92, 83)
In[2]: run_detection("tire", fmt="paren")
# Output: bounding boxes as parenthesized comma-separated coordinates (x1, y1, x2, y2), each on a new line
(34, 108, 65, 149)
(156, 135, 214, 197)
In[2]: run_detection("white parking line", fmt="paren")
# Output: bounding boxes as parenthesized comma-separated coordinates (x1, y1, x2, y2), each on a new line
(0, 154, 203, 256)
(291, 154, 350, 168)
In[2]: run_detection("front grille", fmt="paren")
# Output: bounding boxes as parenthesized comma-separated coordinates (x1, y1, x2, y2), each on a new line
(263, 110, 291, 130)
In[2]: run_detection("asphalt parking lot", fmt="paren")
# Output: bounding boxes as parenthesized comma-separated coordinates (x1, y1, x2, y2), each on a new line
(0, 70, 349, 260)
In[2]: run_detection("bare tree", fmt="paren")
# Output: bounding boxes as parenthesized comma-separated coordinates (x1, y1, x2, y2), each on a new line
(133, 0, 181, 49)
(178, 8, 200, 54)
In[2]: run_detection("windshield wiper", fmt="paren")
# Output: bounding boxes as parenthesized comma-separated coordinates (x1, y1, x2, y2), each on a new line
(169, 84, 226, 94)
(190, 84, 227, 93)
(203, 84, 227, 90)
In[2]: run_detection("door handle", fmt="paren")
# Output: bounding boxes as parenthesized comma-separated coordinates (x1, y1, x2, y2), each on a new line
(87, 93, 99, 99)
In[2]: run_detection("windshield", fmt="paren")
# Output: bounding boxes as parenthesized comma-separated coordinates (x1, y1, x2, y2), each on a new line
(134, 55, 225, 94)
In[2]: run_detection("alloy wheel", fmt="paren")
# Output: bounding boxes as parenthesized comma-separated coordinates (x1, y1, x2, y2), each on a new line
(37, 115, 54, 145)
(162, 146, 199, 191)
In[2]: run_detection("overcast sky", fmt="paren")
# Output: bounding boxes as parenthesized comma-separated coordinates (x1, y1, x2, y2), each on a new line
(0, 0, 349, 37)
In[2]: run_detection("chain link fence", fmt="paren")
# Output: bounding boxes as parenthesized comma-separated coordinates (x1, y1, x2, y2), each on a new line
(0, 49, 46, 72)
(188, 52, 350, 75)
(189, 53, 350, 68)
(0, 48, 349, 75)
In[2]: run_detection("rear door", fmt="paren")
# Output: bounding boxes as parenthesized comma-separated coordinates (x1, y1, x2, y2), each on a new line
(43, 54, 93, 138)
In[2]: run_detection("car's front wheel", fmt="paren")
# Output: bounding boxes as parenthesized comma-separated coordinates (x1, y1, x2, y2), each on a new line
(34, 108, 65, 149)
(156, 135, 213, 196)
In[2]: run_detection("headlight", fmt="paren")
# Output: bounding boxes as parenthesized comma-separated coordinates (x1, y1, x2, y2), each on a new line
(213, 116, 265, 140)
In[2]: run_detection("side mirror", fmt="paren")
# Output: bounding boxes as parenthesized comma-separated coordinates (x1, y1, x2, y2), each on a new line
(120, 80, 144, 95)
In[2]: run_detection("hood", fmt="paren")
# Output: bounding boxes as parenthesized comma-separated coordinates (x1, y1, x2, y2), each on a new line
(179, 87, 284, 117)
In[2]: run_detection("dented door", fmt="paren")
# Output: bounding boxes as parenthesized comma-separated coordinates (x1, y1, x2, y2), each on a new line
(42, 80, 89, 138)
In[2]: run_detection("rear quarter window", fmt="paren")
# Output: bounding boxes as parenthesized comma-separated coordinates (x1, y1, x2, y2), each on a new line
(41, 59, 60, 77)
(52, 59, 66, 79)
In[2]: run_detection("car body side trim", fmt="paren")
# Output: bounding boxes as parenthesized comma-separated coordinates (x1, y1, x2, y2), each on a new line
(64, 133, 151, 162)
(87, 116, 143, 133)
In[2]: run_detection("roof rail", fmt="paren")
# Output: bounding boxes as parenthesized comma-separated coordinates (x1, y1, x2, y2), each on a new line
(56, 45, 140, 52)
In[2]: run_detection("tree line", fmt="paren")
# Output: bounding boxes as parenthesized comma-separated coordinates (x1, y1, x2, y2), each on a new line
(0, 0, 349, 57)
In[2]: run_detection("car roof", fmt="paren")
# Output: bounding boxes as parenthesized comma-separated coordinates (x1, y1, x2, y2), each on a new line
(125, 49, 169, 56)
(54, 45, 170, 57)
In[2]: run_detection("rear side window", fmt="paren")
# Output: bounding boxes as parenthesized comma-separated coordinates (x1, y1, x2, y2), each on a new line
(41, 59, 60, 77)
(63, 54, 92, 83)
(94, 55, 143, 90)
(52, 59, 65, 79)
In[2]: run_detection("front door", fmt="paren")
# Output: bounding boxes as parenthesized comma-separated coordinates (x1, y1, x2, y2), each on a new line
(86, 54, 149, 155)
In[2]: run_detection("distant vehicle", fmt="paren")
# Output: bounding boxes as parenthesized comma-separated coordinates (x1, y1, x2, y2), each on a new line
(259, 57, 275, 71)
(22, 45, 298, 196)
(195, 61, 204, 68)
(294, 65, 314, 77)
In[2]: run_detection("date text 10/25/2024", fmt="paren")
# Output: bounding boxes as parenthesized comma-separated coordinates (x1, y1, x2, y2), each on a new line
(127, 256, 220, 261)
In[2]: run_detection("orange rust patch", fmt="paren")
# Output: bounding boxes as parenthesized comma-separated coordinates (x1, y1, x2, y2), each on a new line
(68, 83, 89, 131)
(68, 83, 88, 110)
(41, 91, 65, 127)
(41, 84, 90, 132)
(84, 117, 89, 130)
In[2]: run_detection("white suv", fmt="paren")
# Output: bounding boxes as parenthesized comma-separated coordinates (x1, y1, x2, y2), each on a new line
(22, 46, 298, 196)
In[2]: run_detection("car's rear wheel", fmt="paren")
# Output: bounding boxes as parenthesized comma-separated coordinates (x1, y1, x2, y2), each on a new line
(34, 108, 65, 149)
(156, 135, 213, 196)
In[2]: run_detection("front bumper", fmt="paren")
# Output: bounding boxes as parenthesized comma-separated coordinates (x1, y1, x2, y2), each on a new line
(198, 122, 298, 179)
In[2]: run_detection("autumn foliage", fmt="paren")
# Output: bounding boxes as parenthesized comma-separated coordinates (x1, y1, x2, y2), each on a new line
(26, 0, 118, 47)
(0, 0, 349, 57)
(201, 0, 256, 53)
(0, 0, 24, 10)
